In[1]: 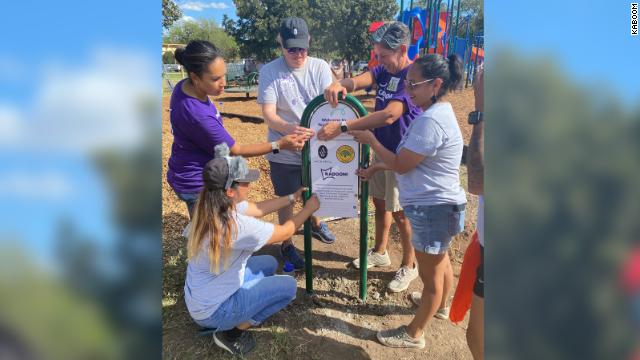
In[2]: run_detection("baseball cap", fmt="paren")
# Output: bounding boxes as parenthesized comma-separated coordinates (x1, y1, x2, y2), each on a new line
(204, 145, 260, 190)
(279, 17, 310, 49)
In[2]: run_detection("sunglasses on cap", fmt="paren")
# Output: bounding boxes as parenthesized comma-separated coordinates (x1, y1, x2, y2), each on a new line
(404, 78, 435, 90)
(286, 47, 307, 54)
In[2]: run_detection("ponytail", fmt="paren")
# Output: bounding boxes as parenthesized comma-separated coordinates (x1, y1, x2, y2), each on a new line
(414, 53, 463, 100)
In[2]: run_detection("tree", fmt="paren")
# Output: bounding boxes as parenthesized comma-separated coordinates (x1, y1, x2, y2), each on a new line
(309, 0, 398, 62)
(224, 0, 398, 63)
(223, 0, 312, 62)
(162, 0, 182, 29)
(165, 19, 240, 60)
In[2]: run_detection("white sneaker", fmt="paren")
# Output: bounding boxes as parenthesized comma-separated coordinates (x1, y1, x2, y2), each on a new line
(352, 249, 391, 269)
(410, 292, 451, 319)
(388, 264, 418, 293)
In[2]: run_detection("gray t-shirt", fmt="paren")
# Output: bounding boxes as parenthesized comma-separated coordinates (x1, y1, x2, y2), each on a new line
(184, 201, 274, 320)
(258, 56, 333, 165)
(395, 102, 467, 206)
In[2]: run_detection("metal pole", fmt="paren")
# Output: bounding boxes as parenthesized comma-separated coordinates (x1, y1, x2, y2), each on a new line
(443, 0, 451, 55)
(434, 0, 442, 54)
(425, 0, 433, 54)
(301, 138, 314, 295)
(359, 144, 370, 300)
(452, 0, 462, 57)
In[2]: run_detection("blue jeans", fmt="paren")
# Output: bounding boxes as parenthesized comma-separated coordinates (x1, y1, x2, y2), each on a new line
(176, 192, 199, 219)
(195, 255, 297, 331)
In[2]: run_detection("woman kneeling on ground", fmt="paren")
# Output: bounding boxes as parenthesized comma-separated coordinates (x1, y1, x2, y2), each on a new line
(184, 144, 319, 356)
(350, 54, 466, 349)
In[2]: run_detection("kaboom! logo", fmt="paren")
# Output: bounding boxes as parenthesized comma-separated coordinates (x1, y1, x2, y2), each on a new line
(320, 167, 348, 181)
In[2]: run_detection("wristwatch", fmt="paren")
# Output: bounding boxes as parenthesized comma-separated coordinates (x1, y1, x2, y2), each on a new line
(468, 111, 484, 125)
(287, 194, 295, 204)
(340, 120, 348, 133)
(271, 141, 280, 154)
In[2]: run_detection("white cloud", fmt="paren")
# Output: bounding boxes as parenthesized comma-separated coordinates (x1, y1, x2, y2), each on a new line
(0, 104, 24, 146)
(180, 15, 196, 22)
(0, 55, 27, 83)
(180, 1, 229, 11)
(0, 48, 158, 154)
(0, 171, 71, 200)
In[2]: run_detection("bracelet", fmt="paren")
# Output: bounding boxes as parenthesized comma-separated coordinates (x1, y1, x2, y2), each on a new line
(287, 194, 295, 204)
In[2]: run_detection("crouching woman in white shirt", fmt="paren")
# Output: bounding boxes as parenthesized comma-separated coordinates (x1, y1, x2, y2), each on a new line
(184, 144, 319, 356)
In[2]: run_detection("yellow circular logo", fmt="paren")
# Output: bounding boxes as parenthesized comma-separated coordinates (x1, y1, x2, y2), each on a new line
(336, 145, 355, 163)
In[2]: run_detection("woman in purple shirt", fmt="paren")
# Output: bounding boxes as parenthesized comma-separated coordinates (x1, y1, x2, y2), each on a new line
(318, 22, 422, 294)
(167, 40, 303, 218)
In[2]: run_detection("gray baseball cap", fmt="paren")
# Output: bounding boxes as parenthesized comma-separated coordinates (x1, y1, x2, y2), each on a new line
(279, 17, 310, 49)
(204, 144, 260, 190)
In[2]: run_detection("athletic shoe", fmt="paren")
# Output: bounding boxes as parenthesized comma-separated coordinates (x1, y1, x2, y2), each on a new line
(352, 249, 391, 269)
(280, 244, 304, 271)
(410, 292, 451, 319)
(388, 264, 418, 293)
(213, 330, 256, 356)
(376, 326, 425, 349)
(311, 222, 336, 244)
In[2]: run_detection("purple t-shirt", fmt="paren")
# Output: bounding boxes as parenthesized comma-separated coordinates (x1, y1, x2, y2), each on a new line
(371, 65, 422, 152)
(167, 79, 236, 194)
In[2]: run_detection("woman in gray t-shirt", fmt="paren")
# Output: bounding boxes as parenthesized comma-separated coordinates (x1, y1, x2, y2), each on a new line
(350, 54, 466, 349)
(184, 144, 319, 356)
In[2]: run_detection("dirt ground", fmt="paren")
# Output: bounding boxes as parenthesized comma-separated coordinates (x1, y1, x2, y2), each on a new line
(162, 87, 479, 359)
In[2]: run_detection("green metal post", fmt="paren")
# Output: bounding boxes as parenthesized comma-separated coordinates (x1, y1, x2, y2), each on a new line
(359, 144, 370, 300)
(301, 138, 313, 294)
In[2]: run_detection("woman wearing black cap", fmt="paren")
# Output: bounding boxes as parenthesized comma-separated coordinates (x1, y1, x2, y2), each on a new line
(184, 144, 319, 356)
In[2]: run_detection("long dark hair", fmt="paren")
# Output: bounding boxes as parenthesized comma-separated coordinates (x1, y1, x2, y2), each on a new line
(414, 54, 463, 100)
(174, 40, 222, 78)
(187, 186, 237, 273)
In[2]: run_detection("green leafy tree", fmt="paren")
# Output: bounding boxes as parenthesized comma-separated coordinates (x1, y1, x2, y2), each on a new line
(162, 0, 182, 29)
(223, 0, 312, 62)
(224, 0, 397, 63)
(165, 19, 240, 60)
(309, 0, 398, 62)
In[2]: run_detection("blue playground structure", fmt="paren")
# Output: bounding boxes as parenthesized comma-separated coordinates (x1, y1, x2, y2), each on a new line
(394, 0, 484, 86)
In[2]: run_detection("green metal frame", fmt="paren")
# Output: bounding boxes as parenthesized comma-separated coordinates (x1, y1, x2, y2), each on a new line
(300, 94, 371, 300)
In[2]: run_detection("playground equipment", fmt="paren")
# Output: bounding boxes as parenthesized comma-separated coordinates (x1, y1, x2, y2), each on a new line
(366, 0, 483, 85)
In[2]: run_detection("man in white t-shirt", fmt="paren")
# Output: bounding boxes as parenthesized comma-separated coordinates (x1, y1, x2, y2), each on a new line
(258, 17, 336, 270)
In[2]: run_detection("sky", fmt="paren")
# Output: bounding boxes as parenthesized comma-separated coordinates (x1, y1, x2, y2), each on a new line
(488, 0, 640, 105)
(0, 0, 159, 267)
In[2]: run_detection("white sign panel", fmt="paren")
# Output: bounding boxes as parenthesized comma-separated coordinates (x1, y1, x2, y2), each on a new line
(308, 102, 360, 218)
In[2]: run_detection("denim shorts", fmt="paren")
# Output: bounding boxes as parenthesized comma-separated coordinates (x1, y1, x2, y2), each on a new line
(269, 162, 302, 196)
(404, 204, 465, 255)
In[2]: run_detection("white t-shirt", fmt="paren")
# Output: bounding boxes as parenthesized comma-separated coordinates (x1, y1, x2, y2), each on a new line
(395, 102, 467, 206)
(184, 201, 274, 320)
(258, 56, 333, 165)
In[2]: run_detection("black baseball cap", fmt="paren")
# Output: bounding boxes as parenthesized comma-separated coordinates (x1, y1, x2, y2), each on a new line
(203, 157, 260, 191)
(279, 17, 310, 49)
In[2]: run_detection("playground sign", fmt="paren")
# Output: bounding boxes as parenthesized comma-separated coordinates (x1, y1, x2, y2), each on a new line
(306, 103, 360, 218)
(301, 94, 371, 300)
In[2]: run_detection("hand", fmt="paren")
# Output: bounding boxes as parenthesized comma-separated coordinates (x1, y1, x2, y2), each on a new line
(285, 123, 315, 140)
(304, 194, 320, 212)
(473, 65, 484, 112)
(324, 81, 348, 107)
(317, 121, 341, 141)
(348, 129, 376, 145)
(293, 187, 308, 201)
(278, 134, 306, 152)
(356, 165, 378, 181)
